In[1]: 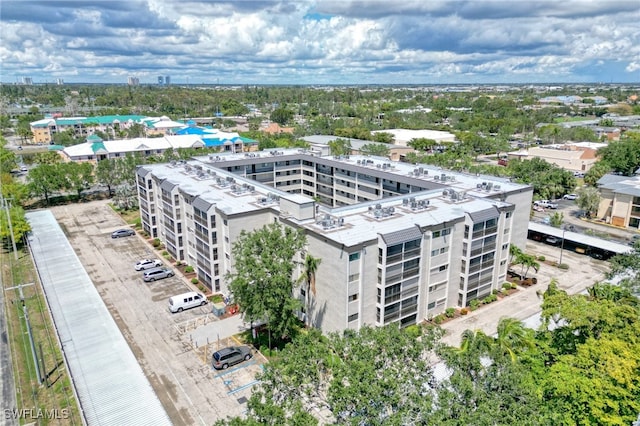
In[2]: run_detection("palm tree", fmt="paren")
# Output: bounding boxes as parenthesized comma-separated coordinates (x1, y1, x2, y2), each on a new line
(297, 254, 321, 325)
(520, 254, 540, 279)
(493, 318, 535, 363)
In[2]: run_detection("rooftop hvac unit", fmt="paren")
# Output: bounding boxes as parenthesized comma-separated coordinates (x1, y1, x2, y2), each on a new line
(410, 201, 418, 209)
(249, 185, 255, 192)
(382, 163, 387, 169)
(442, 189, 449, 197)
(494, 184, 501, 190)
(194, 165, 202, 170)
(170, 160, 177, 166)
(374, 209, 383, 219)
(338, 218, 345, 226)
(324, 214, 331, 221)
(197, 171, 206, 178)
(477, 183, 483, 189)
(389, 206, 395, 214)
(357, 160, 362, 165)
(410, 197, 416, 203)
(216, 178, 223, 185)
(208, 170, 216, 176)
(402, 198, 409, 205)
(451, 192, 458, 200)
(208, 156, 214, 161)
(261, 197, 267, 204)
(230, 184, 237, 191)
(375, 203, 382, 210)
(376, 164, 382, 168)
(434, 175, 440, 180)
(441, 173, 446, 181)
(486, 182, 493, 190)
(419, 167, 424, 174)
(425, 200, 430, 206)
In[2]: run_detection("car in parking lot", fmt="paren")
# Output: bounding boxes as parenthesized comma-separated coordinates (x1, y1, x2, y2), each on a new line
(134, 259, 163, 271)
(142, 267, 174, 282)
(534, 200, 558, 209)
(563, 193, 578, 200)
(111, 228, 135, 238)
(545, 236, 559, 245)
(212, 346, 253, 370)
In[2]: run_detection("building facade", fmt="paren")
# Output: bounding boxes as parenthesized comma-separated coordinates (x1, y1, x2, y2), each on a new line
(596, 174, 640, 229)
(137, 151, 532, 333)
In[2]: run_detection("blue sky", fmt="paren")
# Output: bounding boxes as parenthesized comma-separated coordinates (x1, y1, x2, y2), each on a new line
(1, 0, 639, 85)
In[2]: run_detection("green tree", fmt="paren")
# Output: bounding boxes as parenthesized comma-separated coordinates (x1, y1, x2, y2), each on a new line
(359, 143, 390, 157)
(95, 159, 122, 197)
(27, 163, 64, 205)
(227, 223, 306, 341)
(296, 254, 321, 326)
(0, 137, 18, 172)
(327, 138, 352, 156)
(576, 186, 600, 218)
(408, 137, 437, 152)
(270, 108, 294, 126)
(63, 161, 95, 200)
(0, 203, 31, 249)
(549, 211, 564, 227)
(34, 151, 62, 165)
(583, 161, 611, 186)
(597, 132, 640, 176)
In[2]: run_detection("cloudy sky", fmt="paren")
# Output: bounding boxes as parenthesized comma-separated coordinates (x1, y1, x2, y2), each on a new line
(1, 0, 639, 85)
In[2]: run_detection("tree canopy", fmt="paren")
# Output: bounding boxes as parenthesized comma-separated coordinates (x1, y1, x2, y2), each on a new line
(226, 223, 307, 340)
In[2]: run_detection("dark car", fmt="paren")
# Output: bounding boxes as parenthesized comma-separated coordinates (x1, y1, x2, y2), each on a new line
(111, 228, 135, 238)
(212, 346, 253, 370)
(142, 267, 174, 282)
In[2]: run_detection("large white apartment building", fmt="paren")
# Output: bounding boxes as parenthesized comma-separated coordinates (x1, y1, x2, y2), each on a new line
(137, 150, 532, 333)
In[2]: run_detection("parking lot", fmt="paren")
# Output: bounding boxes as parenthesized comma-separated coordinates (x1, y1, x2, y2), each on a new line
(50, 200, 263, 425)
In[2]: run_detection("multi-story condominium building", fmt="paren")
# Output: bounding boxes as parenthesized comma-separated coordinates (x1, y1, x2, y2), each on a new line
(596, 174, 640, 229)
(30, 115, 148, 144)
(137, 150, 532, 333)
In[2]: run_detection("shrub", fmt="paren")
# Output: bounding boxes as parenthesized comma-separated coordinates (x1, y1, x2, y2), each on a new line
(185, 265, 194, 273)
(483, 294, 498, 305)
(445, 307, 456, 318)
(538, 255, 546, 261)
(492, 289, 499, 295)
(558, 263, 569, 270)
(433, 314, 445, 324)
(502, 282, 512, 290)
(162, 250, 169, 256)
(460, 308, 469, 315)
(501, 289, 509, 296)
(175, 260, 182, 266)
(469, 299, 480, 311)
(191, 278, 199, 284)
(211, 294, 224, 304)
(152, 238, 161, 248)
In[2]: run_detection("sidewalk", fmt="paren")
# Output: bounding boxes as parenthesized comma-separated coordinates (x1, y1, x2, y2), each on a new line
(439, 240, 609, 347)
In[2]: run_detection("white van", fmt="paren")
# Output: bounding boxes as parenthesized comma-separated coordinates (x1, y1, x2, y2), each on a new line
(168, 292, 207, 313)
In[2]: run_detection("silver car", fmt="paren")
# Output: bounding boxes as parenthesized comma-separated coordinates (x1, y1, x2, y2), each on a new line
(143, 267, 175, 282)
(134, 259, 163, 271)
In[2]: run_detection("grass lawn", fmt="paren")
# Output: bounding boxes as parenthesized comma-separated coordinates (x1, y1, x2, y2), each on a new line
(1, 246, 81, 425)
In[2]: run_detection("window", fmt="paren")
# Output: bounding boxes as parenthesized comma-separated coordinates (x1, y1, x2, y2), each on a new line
(506, 212, 512, 218)
(432, 230, 441, 238)
(349, 252, 360, 261)
(348, 293, 358, 302)
(348, 313, 359, 322)
(348, 273, 360, 282)
(442, 228, 451, 236)
(431, 248, 439, 256)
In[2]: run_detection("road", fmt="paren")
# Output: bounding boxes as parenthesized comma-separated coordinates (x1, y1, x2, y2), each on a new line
(49, 200, 262, 425)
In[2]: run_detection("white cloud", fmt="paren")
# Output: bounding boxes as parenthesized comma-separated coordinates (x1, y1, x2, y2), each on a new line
(0, 0, 638, 84)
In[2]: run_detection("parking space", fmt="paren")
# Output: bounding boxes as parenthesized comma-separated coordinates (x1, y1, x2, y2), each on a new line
(50, 200, 260, 425)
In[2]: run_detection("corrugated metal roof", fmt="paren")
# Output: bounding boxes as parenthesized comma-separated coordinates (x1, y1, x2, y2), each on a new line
(380, 226, 423, 246)
(25, 211, 172, 426)
(528, 222, 632, 254)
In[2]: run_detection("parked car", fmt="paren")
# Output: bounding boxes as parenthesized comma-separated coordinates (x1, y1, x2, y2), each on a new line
(111, 228, 135, 238)
(212, 346, 253, 370)
(563, 193, 578, 200)
(545, 236, 559, 245)
(168, 292, 207, 313)
(134, 259, 163, 271)
(142, 267, 174, 282)
(534, 200, 558, 209)
(573, 171, 585, 178)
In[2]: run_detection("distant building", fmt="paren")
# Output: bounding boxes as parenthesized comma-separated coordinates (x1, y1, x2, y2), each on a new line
(21, 77, 33, 85)
(371, 129, 457, 146)
(596, 174, 640, 229)
(506, 144, 600, 174)
(158, 76, 164, 85)
(56, 78, 64, 85)
(165, 76, 171, 85)
(128, 77, 140, 86)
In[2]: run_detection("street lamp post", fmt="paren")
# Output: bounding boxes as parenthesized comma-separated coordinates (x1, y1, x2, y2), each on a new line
(559, 227, 566, 266)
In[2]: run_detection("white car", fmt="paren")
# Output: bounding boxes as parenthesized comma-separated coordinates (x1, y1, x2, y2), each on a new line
(563, 194, 578, 200)
(134, 259, 163, 271)
(534, 200, 558, 209)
